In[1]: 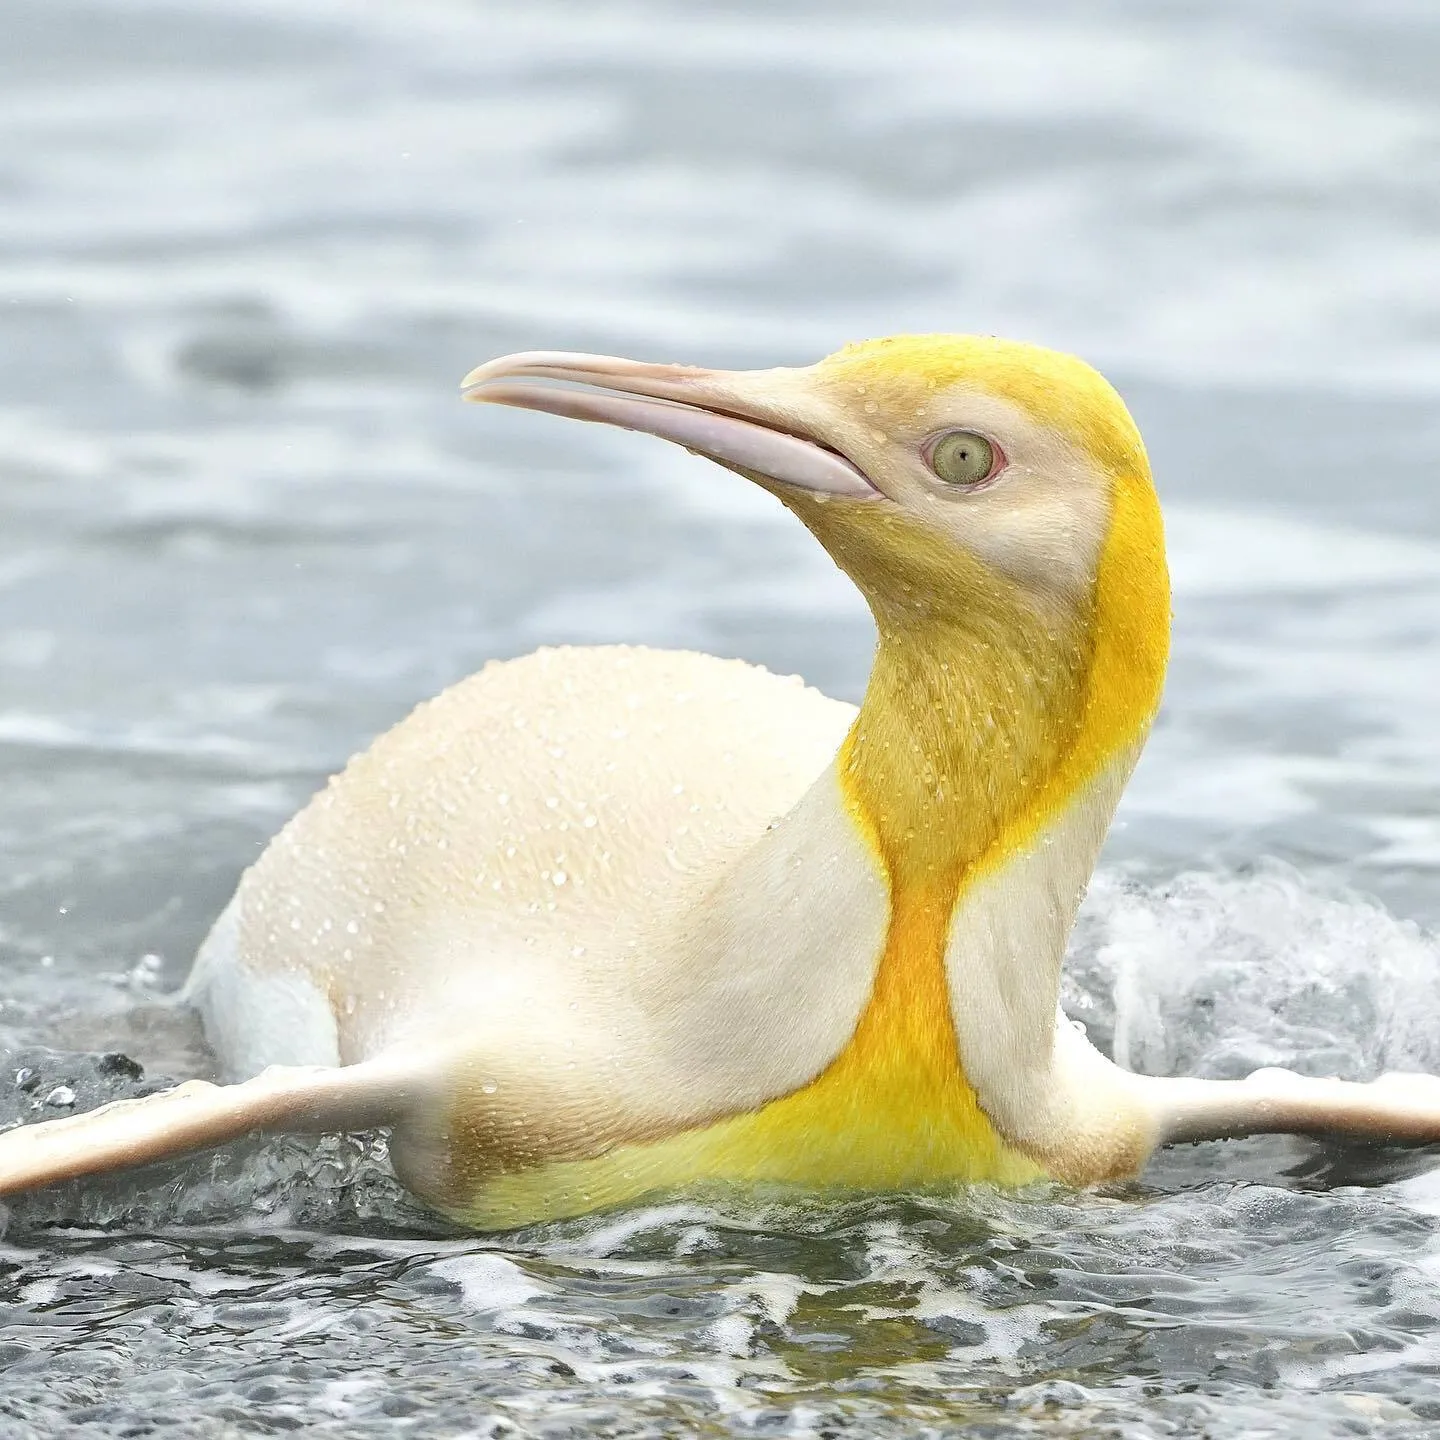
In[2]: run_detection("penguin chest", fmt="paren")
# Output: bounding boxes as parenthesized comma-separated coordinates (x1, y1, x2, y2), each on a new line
(432, 912, 1042, 1231)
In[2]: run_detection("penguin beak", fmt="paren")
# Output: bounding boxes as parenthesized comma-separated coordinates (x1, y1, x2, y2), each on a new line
(461, 351, 878, 500)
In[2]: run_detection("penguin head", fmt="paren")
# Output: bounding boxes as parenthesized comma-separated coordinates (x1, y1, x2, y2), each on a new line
(464, 335, 1169, 760)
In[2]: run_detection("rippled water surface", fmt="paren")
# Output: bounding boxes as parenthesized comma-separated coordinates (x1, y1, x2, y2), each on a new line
(4, 0, 1440, 1434)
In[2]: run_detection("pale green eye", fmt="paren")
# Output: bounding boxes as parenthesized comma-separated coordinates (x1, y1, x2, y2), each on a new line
(928, 430, 995, 487)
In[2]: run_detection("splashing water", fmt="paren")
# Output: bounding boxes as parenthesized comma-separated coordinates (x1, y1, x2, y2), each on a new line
(1069, 864, 1440, 1083)
(7, 870, 1440, 1435)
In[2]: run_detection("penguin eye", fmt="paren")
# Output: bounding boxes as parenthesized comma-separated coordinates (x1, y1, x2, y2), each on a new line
(926, 430, 999, 487)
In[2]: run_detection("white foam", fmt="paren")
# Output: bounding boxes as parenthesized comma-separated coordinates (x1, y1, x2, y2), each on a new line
(551, 1202, 720, 1259)
(1076, 865, 1440, 1081)
(18, 1277, 60, 1306)
(708, 1312, 753, 1358)
(706, 1269, 811, 1360)
(313, 1378, 384, 1421)
(427, 1252, 550, 1312)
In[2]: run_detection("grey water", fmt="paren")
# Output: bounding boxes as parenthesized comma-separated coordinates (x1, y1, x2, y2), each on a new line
(3, 0, 1440, 1433)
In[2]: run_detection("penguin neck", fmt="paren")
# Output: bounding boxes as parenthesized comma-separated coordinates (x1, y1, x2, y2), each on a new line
(832, 464, 1170, 944)
(841, 605, 1093, 897)
(827, 585, 1152, 1097)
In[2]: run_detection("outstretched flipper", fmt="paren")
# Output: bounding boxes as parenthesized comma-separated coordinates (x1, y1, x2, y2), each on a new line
(1142, 1068, 1440, 1150)
(0, 1057, 424, 1197)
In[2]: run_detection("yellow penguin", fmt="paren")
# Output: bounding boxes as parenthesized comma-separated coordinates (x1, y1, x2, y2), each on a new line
(5, 334, 1440, 1230)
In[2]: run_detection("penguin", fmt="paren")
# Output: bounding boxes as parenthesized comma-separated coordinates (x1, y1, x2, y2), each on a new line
(5, 334, 1440, 1230)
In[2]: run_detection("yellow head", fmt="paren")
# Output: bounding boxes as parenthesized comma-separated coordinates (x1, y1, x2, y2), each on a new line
(781, 335, 1170, 879)
(786, 335, 1153, 613)
(463, 333, 1170, 872)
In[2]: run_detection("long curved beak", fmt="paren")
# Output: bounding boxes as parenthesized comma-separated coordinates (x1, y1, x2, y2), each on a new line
(461, 351, 876, 500)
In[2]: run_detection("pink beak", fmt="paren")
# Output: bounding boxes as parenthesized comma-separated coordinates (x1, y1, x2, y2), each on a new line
(462, 350, 877, 500)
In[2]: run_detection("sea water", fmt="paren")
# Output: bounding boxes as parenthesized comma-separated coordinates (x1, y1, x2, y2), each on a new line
(3, 0, 1440, 1434)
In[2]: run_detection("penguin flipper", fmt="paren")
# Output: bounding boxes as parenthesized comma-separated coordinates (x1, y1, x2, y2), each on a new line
(0, 1059, 418, 1197)
(1141, 1068, 1440, 1149)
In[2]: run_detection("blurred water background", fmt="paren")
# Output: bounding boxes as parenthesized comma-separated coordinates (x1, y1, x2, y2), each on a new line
(3, 0, 1440, 1434)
